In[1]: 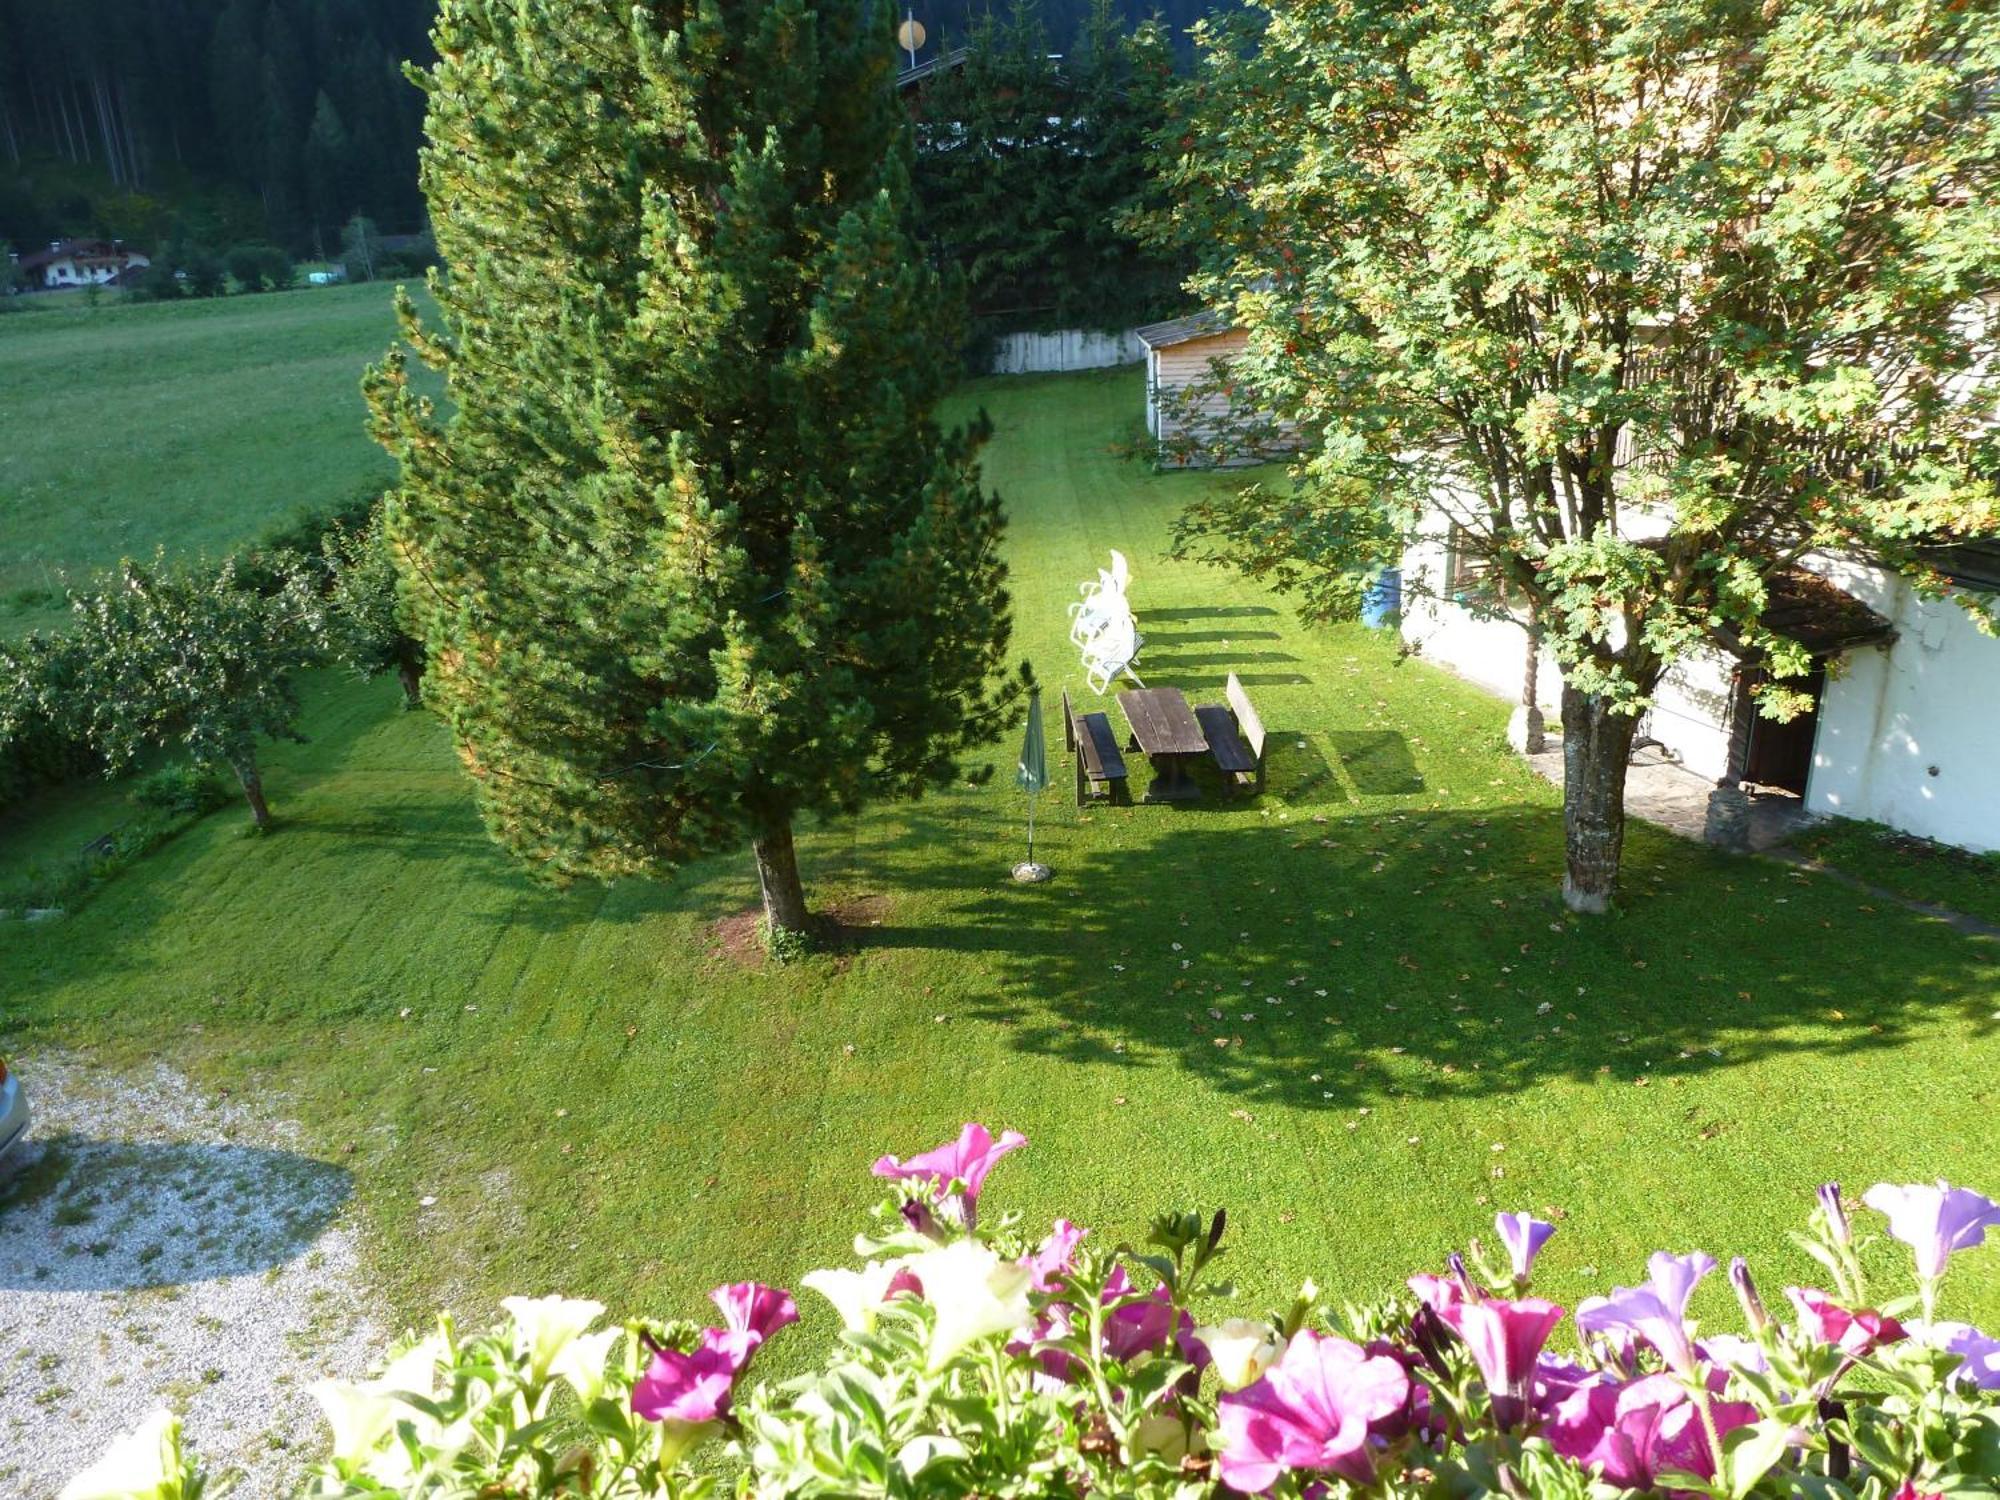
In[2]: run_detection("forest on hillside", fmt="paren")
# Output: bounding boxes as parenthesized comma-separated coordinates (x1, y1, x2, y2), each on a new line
(0, 0, 428, 254)
(1, 0, 1233, 271)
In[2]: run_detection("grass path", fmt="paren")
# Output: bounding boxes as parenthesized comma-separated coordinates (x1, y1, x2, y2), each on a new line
(3, 369, 1998, 1379)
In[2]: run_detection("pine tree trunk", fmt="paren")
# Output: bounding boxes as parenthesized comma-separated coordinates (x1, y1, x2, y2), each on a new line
(751, 814, 810, 938)
(1559, 683, 1639, 914)
(233, 758, 273, 829)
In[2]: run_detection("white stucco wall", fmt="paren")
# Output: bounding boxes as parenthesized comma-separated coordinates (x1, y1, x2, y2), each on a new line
(1406, 525, 2000, 852)
(1642, 654, 1738, 780)
(1802, 558, 2000, 852)
(1401, 537, 1737, 780)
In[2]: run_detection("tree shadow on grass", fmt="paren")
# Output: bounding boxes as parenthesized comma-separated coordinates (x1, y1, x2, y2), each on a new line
(1137, 606, 1281, 623)
(1142, 629, 1284, 646)
(1265, 735, 1349, 808)
(844, 798, 2000, 1113)
(0, 1137, 350, 1292)
(1326, 731, 1426, 796)
(1139, 650, 1302, 669)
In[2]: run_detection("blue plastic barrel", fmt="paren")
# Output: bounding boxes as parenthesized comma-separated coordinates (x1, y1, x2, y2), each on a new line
(1361, 568, 1402, 628)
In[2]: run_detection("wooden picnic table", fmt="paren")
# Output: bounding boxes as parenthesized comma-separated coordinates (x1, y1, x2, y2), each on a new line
(1119, 686, 1208, 802)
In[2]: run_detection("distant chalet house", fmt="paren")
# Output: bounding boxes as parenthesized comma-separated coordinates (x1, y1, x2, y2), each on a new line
(15, 239, 150, 289)
(1135, 312, 1294, 468)
(894, 44, 971, 115)
(1404, 490, 2000, 854)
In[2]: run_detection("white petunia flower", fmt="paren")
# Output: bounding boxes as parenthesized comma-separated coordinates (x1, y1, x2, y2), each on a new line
(550, 1326, 624, 1407)
(502, 1295, 607, 1382)
(905, 1239, 1033, 1372)
(58, 1409, 183, 1500)
(802, 1261, 905, 1334)
(1194, 1317, 1287, 1390)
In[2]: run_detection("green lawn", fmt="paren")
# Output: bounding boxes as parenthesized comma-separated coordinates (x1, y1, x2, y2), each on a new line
(1790, 818, 2000, 931)
(3, 366, 1999, 1370)
(0, 283, 414, 635)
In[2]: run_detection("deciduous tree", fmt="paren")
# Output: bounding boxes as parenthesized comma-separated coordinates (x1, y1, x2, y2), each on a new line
(1158, 0, 2000, 911)
(321, 512, 423, 708)
(11, 555, 326, 828)
(366, 0, 1016, 944)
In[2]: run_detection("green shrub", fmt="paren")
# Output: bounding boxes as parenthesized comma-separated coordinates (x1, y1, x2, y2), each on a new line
(224, 243, 295, 292)
(129, 763, 229, 818)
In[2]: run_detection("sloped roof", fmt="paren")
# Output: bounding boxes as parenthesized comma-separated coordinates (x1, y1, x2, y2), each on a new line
(1726, 567, 1897, 657)
(1134, 310, 1234, 349)
(17, 239, 124, 270)
(1922, 538, 2000, 594)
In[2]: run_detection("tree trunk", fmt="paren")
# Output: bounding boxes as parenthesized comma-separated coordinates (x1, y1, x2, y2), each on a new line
(751, 814, 810, 938)
(396, 657, 423, 709)
(1559, 683, 1639, 914)
(1520, 619, 1547, 753)
(234, 758, 273, 829)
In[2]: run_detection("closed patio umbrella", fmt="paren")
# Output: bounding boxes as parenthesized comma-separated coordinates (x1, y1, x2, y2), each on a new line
(1013, 683, 1051, 883)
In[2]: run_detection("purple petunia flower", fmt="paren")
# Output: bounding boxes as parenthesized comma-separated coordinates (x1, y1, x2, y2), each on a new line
(1818, 1183, 1851, 1246)
(1924, 1322, 2000, 1391)
(1728, 1256, 1769, 1334)
(1575, 1252, 1716, 1377)
(1494, 1213, 1556, 1284)
(1443, 1296, 1564, 1425)
(873, 1124, 1028, 1232)
(1214, 1330, 1411, 1494)
(1862, 1182, 2000, 1282)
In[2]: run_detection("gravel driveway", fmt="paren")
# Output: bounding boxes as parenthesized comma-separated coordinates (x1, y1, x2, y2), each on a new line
(0, 1055, 382, 1499)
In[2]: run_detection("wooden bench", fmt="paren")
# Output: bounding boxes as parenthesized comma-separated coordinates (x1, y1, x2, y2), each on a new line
(1063, 687, 1129, 806)
(1194, 671, 1267, 794)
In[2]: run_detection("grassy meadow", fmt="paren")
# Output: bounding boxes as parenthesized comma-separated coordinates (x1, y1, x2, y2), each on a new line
(2, 318, 1999, 1375)
(0, 282, 417, 636)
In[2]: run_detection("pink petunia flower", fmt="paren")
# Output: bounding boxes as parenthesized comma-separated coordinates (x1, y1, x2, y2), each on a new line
(1214, 1330, 1410, 1494)
(1028, 1220, 1087, 1293)
(1785, 1287, 1906, 1356)
(632, 1281, 795, 1435)
(712, 1282, 800, 1344)
(872, 1124, 1027, 1232)
(631, 1334, 745, 1426)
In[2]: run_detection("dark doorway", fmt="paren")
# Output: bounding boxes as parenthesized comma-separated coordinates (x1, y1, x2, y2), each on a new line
(1738, 662, 1827, 794)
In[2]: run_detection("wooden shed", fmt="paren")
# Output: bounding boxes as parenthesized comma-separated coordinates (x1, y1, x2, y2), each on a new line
(1135, 312, 1281, 468)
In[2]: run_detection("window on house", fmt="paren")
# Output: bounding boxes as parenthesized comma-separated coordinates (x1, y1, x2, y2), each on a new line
(1446, 524, 1495, 597)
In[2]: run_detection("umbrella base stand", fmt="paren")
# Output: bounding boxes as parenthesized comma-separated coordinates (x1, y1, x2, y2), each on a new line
(1011, 861, 1053, 884)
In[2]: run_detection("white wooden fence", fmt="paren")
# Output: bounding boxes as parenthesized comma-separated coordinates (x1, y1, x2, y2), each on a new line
(989, 328, 1146, 375)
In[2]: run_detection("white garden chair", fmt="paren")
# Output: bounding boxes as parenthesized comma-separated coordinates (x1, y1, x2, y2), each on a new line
(1083, 612, 1144, 694)
(1069, 588, 1129, 648)
(1074, 549, 1130, 603)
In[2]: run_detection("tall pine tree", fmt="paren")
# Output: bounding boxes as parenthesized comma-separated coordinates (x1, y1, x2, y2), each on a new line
(366, 0, 1015, 943)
